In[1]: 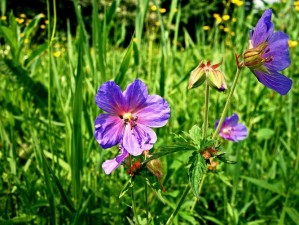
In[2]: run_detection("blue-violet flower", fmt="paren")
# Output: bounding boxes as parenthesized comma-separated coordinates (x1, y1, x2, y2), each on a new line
(243, 9, 292, 95)
(215, 113, 248, 142)
(94, 79, 170, 156)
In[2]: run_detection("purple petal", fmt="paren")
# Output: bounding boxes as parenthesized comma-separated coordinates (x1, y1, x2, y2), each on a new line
(123, 123, 157, 156)
(253, 70, 292, 95)
(95, 81, 126, 115)
(265, 31, 290, 71)
(221, 113, 239, 128)
(220, 124, 248, 142)
(252, 9, 274, 47)
(102, 147, 129, 175)
(136, 95, 170, 128)
(123, 79, 148, 112)
(94, 114, 124, 149)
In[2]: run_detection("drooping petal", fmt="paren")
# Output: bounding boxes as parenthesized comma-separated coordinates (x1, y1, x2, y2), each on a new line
(264, 31, 290, 71)
(102, 147, 129, 175)
(123, 79, 148, 112)
(94, 114, 124, 149)
(253, 69, 292, 95)
(252, 9, 274, 47)
(136, 95, 170, 128)
(219, 124, 248, 142)
(215, 113, 239, 130)
(123, 123, 157, 156)
(95, 81, 126, 115)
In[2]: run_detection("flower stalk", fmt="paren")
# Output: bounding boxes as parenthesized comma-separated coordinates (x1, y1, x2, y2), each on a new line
(213, 67, 243, 139)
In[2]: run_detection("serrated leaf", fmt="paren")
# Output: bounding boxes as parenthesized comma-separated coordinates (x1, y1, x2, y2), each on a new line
(144, 177, 165, 204)
(188, 152, 207, 198)
(119, 177, 134, 198)
(189, 125, 202, 145)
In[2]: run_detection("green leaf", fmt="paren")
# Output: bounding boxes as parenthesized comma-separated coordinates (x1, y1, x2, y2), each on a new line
(285, 207, 299, 225)
(144, 177, 166, 204)
(189, 125, 202, 145)
(0, 26, 18, 58)
(142, 144, 195, 166)
(114, 39, 134, 86)
(241, 176, 285, 196)
(188, 152, 207, 198)
(256, 128, 275, 141)
(119, 177, 134, 199)
(24, 43, 48, 67)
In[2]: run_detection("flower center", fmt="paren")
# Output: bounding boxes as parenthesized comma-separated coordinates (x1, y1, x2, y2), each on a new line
(121, 112, 138, 128)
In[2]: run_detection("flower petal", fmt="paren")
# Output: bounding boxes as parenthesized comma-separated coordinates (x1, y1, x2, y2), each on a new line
(265, 31, 290, 71)
(102, 147, 129, 175)
(136, 95, 170, 128)
(220, 124, 248, 142)
(95, 81, 126, 115)
(253, 70, 292, 95)
(123, 79, 148, 112)
(94, 114, 124, 149)
(123, 123, 157, 156)
(252, 9, 274, 47)
(215, 113, 239, 130)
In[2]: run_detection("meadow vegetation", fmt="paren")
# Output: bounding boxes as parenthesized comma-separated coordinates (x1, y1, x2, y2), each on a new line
(0, 0, 299, 224)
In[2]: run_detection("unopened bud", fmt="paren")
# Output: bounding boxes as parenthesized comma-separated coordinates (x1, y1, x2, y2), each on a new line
(146, 158, 163, 179)
(202, 150, 211, 159)
(188, 61, 206, 89)
(208, 161, 218, 171)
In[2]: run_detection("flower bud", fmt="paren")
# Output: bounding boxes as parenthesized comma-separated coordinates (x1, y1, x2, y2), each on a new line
(188, 60, 227, 91)
(146, 158, 163, 179)
(188, 61, 206, 89)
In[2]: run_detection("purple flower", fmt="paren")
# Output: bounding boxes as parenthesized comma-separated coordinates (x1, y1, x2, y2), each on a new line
(94, 79, 170, 156)
(243, 9, 292, 95)
(102, 144, 129, 175)
(215, 113, 248, 142)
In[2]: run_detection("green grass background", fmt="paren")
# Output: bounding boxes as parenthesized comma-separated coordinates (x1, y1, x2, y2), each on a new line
(0, 0, 299, 224)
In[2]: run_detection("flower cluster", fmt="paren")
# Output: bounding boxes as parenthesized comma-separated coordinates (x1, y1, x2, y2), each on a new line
(94, 79, 170, 174)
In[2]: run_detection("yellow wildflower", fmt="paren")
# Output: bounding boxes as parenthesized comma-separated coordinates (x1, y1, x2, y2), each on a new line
(53, 51, 61, 57)
(151, 5, 157, 11)
(133, 37, 137, 43)
(224, 27, 229, 32)
(232, 17, 237, 23)
(40, 24, 46, 29)
(222, 15, 230, 21)
(19, 13, 26, 18)
(1, 15, 6, 20)
(203, 25, 210, 30)
(159, 8, 166, 13)
(288, 40, 298, 48)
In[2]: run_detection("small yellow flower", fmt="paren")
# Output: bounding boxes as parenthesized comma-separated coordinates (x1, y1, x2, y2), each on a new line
(24, 39, 30, 44)
(213, 13, 220, 18)
(159, 8, 166, 13)
(1, 15, 6, 20)
(20, 33, 25, 38)
(53, 51, 61, 57)
(133, 37, 137, 43)
(294, 1, 299, 6)
(173, 8, 178, 13)
(40, 24, 46, 29)
(219, 25, 224, 30)
(19, 13, 26, 18)
(230, 31, 235, 36)
(236, 1, 244, 6)
(45, 20, 49, 24)
(296, 5, 299, 11)
(222, 15, 230, 21)
(282, 0, 286, 3)
(203, 25, 210, 30)
(288, 40, 298, 48)
(151, 5, 157, 11)
(16, 18, 25, 24)
(224, 27, 229, 32)
(40, 13, 46, 18)
(232, 17, 237, 23)
(155, 21, 160, 26)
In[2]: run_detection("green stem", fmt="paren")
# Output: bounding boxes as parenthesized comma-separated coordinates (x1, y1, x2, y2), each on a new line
(203, 81, 210, 139)
(166, 184, 190, 225)
(212, 68, 243, 139)
(145, 181, 149, 223)
(131, 185, 140, 225)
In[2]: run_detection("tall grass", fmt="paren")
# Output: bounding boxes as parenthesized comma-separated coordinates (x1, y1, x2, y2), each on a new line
(0, 0, 299, 224)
